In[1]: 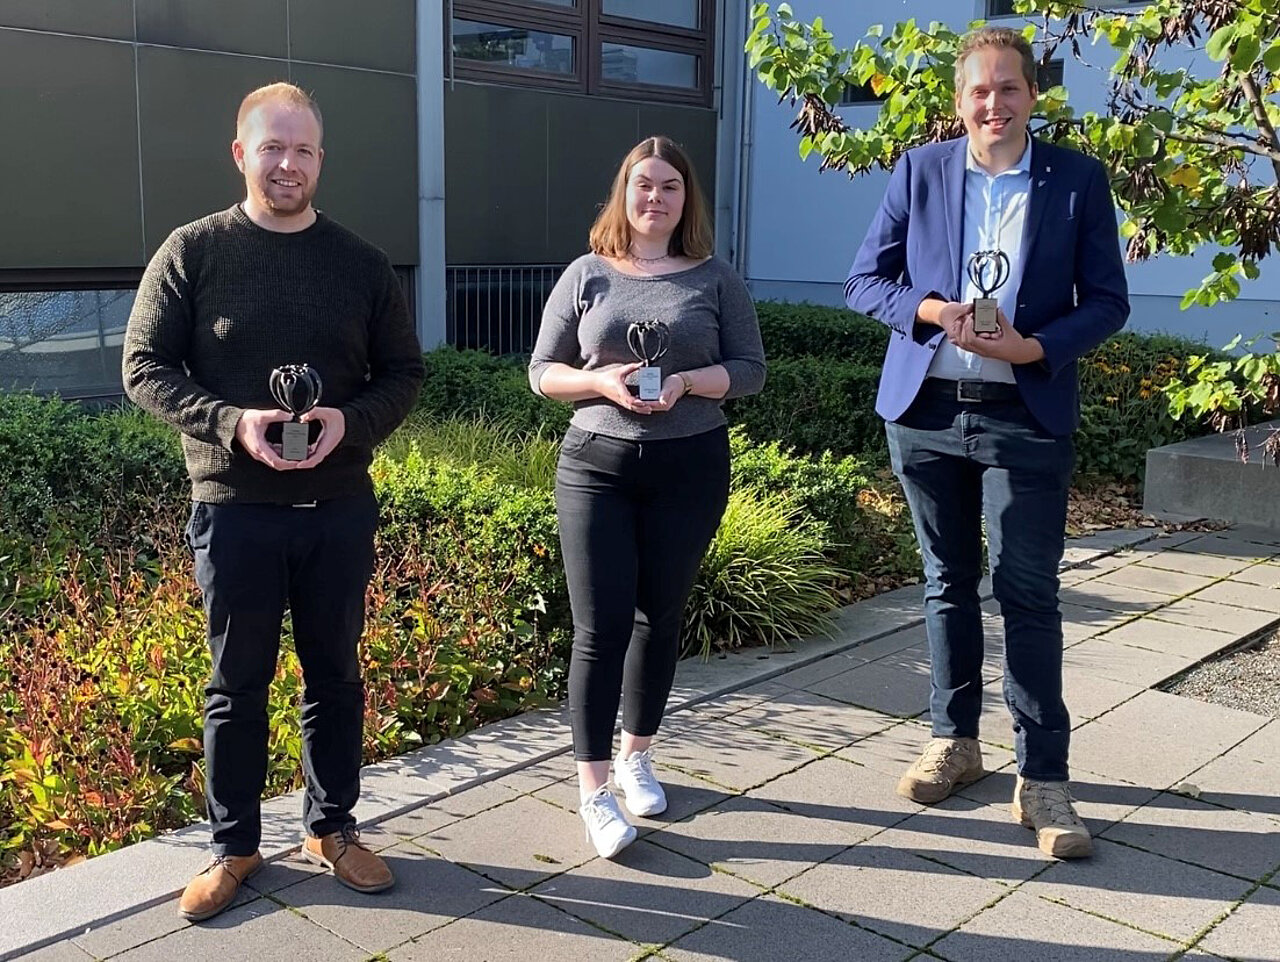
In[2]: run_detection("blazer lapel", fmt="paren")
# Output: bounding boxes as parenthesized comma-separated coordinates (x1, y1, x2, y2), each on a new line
(1021, 137, 1051, 267)
(941, 138, 966, 300)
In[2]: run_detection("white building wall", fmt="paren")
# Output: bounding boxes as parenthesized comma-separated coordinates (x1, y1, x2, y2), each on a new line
(741, 0, 1280, 345)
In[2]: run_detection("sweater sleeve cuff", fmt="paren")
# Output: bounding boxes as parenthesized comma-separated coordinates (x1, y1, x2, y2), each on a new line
(339, 405, 373, 449)
(214, 404, 245, 452)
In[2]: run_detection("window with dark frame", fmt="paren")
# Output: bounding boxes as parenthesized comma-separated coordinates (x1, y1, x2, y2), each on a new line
(448, 0, 713, 105)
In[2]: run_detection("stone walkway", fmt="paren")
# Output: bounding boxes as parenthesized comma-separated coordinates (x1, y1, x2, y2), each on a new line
(7, 526, 1280, 962)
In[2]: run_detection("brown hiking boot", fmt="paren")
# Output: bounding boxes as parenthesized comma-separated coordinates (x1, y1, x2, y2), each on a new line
(178, 852, 263, 921)
(302, 825, 394, 893)
(896, 736, 985, 803)
(1013, 775, 1093, 859)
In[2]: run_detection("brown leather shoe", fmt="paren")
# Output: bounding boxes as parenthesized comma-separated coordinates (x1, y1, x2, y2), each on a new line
(178, 852, 263, 921)
(896, 737, 985, 803)
(1012, 775, 1094, 859)
(302, 826, 394, 893)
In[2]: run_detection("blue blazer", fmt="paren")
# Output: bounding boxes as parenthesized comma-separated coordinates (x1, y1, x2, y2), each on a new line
(845, 136, 1130, 437)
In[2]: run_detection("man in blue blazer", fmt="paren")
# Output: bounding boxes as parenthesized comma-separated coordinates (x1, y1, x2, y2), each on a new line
(846, 26, 1129, 859)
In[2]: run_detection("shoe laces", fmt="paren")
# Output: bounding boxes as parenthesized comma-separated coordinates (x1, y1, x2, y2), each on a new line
(918, 738, 967, 774)
(337, 824, 370, 854)
(581, 787, 626, 832)
(1024, 781, 1082, 826)
(205, 854, 247, 881)
(618, 749, 658, 786)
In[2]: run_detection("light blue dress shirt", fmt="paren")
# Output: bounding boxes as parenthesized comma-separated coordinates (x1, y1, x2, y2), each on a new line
(927, 135, 1033, 383)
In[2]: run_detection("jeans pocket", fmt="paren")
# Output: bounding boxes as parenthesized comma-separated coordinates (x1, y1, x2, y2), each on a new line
(559, 427, 593, 459)
(184, 502, 209, 551)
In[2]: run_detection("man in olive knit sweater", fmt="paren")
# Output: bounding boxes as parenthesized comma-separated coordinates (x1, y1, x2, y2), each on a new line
(123, 83, 423, 921)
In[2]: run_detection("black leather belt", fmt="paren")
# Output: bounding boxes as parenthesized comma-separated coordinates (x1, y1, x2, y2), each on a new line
(923, 378, 1021, 404)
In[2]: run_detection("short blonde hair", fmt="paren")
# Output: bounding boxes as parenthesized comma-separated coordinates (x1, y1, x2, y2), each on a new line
(954, 27, 1037, 96)
(236, 82, 324, 140)
(589, 136, 713, 260)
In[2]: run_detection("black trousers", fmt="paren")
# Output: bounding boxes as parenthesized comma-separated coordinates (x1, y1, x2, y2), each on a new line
(186, 491, 378, 855)
(556, 424, 731, 762)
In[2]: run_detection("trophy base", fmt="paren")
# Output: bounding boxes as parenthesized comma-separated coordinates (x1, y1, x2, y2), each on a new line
(635, 366, 662, 402)
(280, 420, 311, 461)
(972, 298, 1000, 334)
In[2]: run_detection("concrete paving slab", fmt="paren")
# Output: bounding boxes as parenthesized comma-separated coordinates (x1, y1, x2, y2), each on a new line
(1173, 534, 1279, 561)
(648, 795, 851, 888)
(776, 844, 1006, 949)
(655, 717, 820, 791)
(729, 689, 901, 752)
(1061, 667, 1145, 724)
(70, 898, 193, 960)
(664, 894, 912, 962)
(930, 890, 1181, 962)
(1228, 561, 1280, 587)
(1188, 579, 1280, 612)
(685, 681, 792, 719)
(871, 794, 1055, 886)
(805, 659, 933, 717)
(528, 840, 758, 947)
(747, 757, 922, 845)
(1068, 690, 1269, 789)
(273, 842, 508, 952)
(1059, 582, 1171, 616)
(1093, 565, 1219, 597)
(1023, 838, 1253, 943)
(1057, 602, 1135, 641)
(1184, 721, 1280, 822)
(832, 721, 935, 779)
(1100, 792, 1280, 883)
(10, 943, 93, 962)
(358, 803, 464, 852)
(1094, 617, 1238, 662)
(1196, 884, 1280, 962)
(1213, 525, 1280, 549)
(386, 891, 638, 961)
(1135, 551, 1255, 579)
(955, 769, 1160, 839)
(768, 651, 870, 690)
(1061, 636, 1191, 688)
(416, 795, 593, 891)
(1149, 598, 1278, 636)
(110, 896, 365, 962)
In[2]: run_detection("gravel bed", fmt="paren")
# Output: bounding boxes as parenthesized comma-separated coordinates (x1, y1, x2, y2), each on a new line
(1164, 627, 1280, 717)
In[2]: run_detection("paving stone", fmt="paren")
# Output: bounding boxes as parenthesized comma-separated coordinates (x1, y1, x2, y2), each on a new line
(111, 897, 365, 961)
(687, 681, 792, 719)
(242, 852, 328, 894)
(833, 721, 935, 779)
(805, 659, 932, 717)
(777, 844, 1006, 949)
(1101, 792, 1280, 882)
(528, 840, 758, 947)
(387, 891, 637, 961)
(842, 624, 929, 663)
(359, 803, 460, 851)
(533, 760, 732, 836)
(1058, 603, 1135, 642)
(930, 890, 1181, 962)
(1186, 721, 1280, 822)
(1059, 582, 1171, 616)
(769, 651, 869, 691)
(1197, 884, 1280, 962)
(1093, 565, 1219, 597)
(871, 793, 1055, 886)
(1188, 579, 1280, 612)
(71, 900, 193, 959)
(1023, 838, 1253, 942)
(729, 689, 899, 752)
(417, 795, 593, 891)
(747, 757, 922, 844)
(273, 842, 507, 952)
(1094, 617, 1237, 662)
(957, 769, 1159, 838)
(1069, 691, 1268, 789)
(433, 779, 525, 819)
(1175, 535, 1279, 562)
(654, 717, 820, 791)
(1061, 666, 1144, 724)
(1136, 551, 1256, 578)
(649, 795, 852, 888)
(1228, 561, 1280, 588)
(1061, 636, 1191, 688)
(1217, 525, 1280, 549)
(10, 941, 95, 961)
(664, 894, 911, 962)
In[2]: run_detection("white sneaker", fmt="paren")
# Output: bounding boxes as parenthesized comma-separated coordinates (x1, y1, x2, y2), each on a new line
(614, 749, 668, 817)
(579, 786, 637, 859)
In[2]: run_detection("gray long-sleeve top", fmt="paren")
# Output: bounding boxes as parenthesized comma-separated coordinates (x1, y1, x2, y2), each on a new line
(528, 254, 766, 440)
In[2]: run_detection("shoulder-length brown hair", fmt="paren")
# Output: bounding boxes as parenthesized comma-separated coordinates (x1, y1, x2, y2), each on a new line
(588, 135, 713, 259)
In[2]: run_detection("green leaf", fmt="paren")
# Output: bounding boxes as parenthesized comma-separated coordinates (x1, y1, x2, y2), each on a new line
(1206, 23, 1238, 62)
(1264, 43, 1280, 73)
(1231, 36, 1261, 72)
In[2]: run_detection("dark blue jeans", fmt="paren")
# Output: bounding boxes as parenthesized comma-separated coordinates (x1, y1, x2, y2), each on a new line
(886, 388, 1075, 781)
(186, 492, 379, 855)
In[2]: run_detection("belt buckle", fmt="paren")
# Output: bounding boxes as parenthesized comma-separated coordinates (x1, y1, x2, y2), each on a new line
(955, 380, 983, 403)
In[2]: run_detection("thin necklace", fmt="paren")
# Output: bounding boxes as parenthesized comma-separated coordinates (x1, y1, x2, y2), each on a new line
(628, 248, 670, 264)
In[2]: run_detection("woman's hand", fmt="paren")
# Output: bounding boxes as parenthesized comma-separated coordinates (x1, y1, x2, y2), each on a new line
(652, 373, 690, 411)
(593, 362, 653, 414)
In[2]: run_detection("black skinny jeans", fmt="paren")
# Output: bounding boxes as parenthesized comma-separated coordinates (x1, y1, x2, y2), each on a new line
(186, 492, 378, 855)
(556, 424, 731, 762)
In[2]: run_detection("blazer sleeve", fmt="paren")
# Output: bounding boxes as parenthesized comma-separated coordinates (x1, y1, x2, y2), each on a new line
(1030, 160, 1130, 377)
(844, 151, 942, 343)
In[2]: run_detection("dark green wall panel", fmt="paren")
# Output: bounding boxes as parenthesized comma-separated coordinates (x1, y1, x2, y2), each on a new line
(445, 83, 717, 265)
(0, 31, 141, 267)
(291, 64, 419, 264)
(0, 1, 133, 40)
(289, 0, 415, 74)
(138, 46, 286, 255)
(136, 0, 287, 59)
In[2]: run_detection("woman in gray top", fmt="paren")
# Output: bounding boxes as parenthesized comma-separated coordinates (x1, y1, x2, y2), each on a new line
(529, 136, 766, 858)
